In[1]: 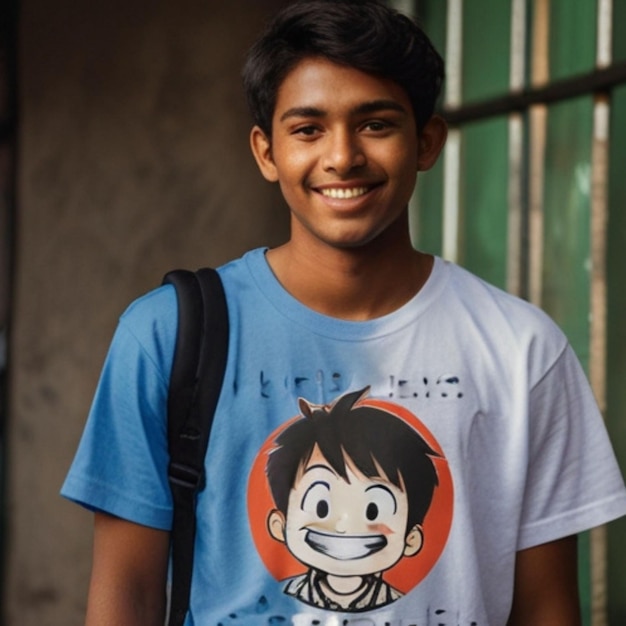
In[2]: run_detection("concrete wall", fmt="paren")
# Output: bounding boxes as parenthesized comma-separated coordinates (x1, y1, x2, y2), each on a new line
(6, 1, 289, 623)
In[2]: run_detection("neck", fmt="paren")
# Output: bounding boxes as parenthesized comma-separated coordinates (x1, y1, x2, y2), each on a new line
(266, 218, 433, 321)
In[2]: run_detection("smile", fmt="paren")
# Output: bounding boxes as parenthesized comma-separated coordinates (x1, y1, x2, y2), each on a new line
(304, 529, 387, 560)
(320, 187, 369, 199)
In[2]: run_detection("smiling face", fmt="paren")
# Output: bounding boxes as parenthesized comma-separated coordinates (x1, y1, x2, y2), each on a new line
(268, 445, 423, 578)
(250, 57, 446, 253)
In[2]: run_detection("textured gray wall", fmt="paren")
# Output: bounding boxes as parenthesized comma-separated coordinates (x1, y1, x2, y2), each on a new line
(7, 1, 289, 623)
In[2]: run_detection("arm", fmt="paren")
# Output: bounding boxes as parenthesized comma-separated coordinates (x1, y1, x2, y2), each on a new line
(507, 535, 581, 626)
(85, 512, 170, 626)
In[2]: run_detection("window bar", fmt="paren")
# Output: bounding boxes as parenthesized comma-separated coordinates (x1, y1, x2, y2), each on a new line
(442, 0, 463, 263)
(443, 62, 626, 125)
(394, 0, 422, 246)
(589, 104, 610, 626)
(506, 0, 528, 297)
(589, 2, 613, 624)
(528, 0, 550, 307)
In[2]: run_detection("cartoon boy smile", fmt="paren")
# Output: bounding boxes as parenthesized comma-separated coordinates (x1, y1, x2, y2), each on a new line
(265, 388, 439, 611)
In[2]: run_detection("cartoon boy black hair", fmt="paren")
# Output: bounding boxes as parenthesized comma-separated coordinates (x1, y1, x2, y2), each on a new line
(265, 388, 440, 612)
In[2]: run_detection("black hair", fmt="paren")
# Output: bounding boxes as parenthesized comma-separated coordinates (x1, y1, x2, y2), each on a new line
(242, 0, 444, 136)
(266, 388, 440, 534)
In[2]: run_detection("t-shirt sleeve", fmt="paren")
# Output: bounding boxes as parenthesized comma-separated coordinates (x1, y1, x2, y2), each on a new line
(60, 286, 178, 530)
(517, 343, 626, 550)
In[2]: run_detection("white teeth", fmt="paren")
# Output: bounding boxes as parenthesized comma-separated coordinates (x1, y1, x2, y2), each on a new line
(321, 187, 368, 199)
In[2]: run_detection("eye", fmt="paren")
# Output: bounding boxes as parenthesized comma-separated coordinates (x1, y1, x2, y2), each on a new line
(365, 485, 397, 522)
(317, 500, 329, 518)
(360, 119, 395, 134)
(366, 502, 379, 521)
(364, 121, 388, 132)
(292, 125, 321, 138)
(301, 481, 331, 519)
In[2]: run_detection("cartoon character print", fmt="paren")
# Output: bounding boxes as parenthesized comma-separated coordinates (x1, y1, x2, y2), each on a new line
(248, 387, 453, 614)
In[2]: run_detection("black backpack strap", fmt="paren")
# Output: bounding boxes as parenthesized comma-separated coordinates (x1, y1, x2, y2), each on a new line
(162, 268, 229, 626)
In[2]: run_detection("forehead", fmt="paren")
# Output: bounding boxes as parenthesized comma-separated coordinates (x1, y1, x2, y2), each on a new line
(273, 56, 414, 122)
(295, 444, 397, 488)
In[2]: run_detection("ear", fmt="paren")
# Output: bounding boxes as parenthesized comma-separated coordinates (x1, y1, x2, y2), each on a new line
(267, 509, 287, 543)
(416, 114, 448, 172)
(250, 125, 279, 182)
(403, 524, 424, 557)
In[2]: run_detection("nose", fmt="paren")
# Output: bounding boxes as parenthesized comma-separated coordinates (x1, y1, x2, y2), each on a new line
(334, 513, 349, 534)
(321, 129, 366, 174)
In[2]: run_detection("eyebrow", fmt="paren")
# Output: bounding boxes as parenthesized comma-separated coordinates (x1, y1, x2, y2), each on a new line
(366, 484, 398, 513)
(303, 463, 337, 476)
(279, 99, 408, 123)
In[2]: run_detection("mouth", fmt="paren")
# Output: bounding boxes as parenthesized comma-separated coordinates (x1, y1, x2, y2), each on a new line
(304, 529, 387, 560)
(319, 186, 370, 200)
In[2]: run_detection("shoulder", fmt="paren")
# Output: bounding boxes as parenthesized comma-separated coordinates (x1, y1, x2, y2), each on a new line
(115, 249, 262, 363)
(121, 283, 177, 329)
(217, 247, 268, 290)
(113, 250, 261, 366)
(438, 260, 569, 380)
(108, 284, 179, 378)
(443, 261, 554, 323)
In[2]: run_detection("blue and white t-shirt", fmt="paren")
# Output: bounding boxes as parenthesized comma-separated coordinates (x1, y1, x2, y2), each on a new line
(62, 248, 626, 625)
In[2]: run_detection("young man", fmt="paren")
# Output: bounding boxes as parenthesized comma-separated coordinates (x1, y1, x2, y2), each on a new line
(62, 1, 626, 625)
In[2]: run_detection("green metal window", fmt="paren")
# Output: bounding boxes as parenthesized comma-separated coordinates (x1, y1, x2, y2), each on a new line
(395, 0, 626, 623)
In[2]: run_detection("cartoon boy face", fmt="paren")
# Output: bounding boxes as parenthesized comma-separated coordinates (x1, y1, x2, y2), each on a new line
(268, 444, 423, 579)
(262, 388, 442, 607)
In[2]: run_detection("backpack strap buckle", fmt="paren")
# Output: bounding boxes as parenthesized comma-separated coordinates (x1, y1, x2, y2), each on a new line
(168, 462, 205, 492)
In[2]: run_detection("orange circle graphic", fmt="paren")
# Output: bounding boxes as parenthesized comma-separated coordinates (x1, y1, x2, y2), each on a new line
(247, 395, 453, 594)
